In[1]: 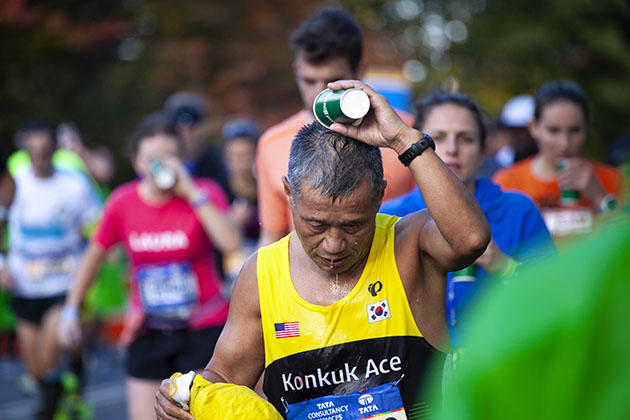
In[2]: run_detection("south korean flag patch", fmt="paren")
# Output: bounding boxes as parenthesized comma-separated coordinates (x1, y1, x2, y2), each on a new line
(367, 299, 391, 324)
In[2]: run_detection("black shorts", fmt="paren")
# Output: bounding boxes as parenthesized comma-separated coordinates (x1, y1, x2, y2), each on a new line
(11, 294, 66, 325)
(126, 325, 223, 380)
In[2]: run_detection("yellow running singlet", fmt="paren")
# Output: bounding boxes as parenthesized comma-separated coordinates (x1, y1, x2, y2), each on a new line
(258, 214, 443, 418)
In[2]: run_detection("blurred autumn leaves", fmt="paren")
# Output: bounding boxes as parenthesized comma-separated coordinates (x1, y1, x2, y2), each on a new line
(1, 0, 628, 184)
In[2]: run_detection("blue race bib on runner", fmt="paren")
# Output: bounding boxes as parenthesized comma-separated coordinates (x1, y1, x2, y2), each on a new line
(285, 382, 407, 420)
(136, 261, 199, 320)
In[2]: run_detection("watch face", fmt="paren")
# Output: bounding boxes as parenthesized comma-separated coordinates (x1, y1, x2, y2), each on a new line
(602, 196, 618, 212)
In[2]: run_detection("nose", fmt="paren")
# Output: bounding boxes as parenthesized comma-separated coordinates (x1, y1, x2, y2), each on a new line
(321, 228, 345, 256)
(314, 80, 328, 94)
(557, 130, 571, 154)
(442, 136, 458, 156)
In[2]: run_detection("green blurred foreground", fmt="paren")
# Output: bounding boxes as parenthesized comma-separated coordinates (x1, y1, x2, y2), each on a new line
(435, 212, 630, 419)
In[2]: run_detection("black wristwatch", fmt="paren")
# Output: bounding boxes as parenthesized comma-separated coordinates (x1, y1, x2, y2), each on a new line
(398, 133, 435, 167)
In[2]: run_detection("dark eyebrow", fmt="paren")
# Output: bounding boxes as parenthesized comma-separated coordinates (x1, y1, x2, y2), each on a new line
(302, 217, 328, 224)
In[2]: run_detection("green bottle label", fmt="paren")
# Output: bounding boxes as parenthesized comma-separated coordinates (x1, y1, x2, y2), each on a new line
(453, 265, 476, 282)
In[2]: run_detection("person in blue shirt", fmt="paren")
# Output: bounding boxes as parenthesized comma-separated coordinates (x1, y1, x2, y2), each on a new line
(380, 91, 555, 348)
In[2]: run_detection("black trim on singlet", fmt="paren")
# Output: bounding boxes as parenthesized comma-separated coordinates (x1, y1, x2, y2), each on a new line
(263, 335, 444, 418)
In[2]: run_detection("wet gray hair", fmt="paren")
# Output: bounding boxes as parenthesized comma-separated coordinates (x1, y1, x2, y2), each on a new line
(288, 122, 385, 208)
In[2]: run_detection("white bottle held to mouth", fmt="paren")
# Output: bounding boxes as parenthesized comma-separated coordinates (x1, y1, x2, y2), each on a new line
(150, 158, 177, 190)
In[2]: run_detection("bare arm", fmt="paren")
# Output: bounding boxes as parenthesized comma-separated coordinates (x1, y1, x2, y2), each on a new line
(58, 242, 107, 349)
(155, 252, 265, 420)
(66, 242, 106, 308)
(168, 158, 242, 254)
(190, 191, 242, 254)
(0, 171, 14, 243)
(328, 80, 490, 271)
(201, 252, 265, 386)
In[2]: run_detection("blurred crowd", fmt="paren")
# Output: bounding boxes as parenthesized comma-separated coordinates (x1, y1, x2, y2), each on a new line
(0, 6, 628, 420)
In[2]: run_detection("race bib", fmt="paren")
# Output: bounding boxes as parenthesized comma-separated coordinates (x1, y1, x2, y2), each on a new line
(543, 208, 593, 237)
(136, 261, 199, 320)
(25, 254, 76, 283)
(285, 382, 407, 420)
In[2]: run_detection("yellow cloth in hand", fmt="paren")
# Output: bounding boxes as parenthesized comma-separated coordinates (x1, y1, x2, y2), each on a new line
(190, 375, 282, 420)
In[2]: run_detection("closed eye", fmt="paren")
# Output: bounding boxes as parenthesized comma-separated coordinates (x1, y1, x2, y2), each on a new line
(342, 223, 363, 233)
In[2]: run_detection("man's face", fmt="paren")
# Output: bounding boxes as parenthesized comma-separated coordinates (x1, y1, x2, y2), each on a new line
(293, 52, 357, 113)
(286, 178, 379, 275)
(23, 130, 55, 177)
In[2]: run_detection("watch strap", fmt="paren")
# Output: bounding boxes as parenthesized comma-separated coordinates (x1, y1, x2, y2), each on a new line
(398, 134, 436, 167)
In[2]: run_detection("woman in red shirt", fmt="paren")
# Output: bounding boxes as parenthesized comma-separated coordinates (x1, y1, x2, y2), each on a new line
(58, 112, 241, 420)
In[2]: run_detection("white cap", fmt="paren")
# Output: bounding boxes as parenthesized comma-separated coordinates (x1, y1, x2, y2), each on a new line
(499, 95, 534, 128)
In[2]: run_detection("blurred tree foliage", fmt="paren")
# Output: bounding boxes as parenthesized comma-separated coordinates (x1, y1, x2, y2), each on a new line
(344, 0, 630, 159)
(0, 0, 319, 183)
(1, 0, 628, 185)
(453, 0, 630, 159)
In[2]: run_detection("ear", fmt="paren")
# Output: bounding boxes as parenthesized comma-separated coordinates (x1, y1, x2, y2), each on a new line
(377, 179, 388, 209)
(476, 140, 487, 167)
(528, 119, 539, 143)
(132, 155, 145, 178)
(282, 176, 293, 207)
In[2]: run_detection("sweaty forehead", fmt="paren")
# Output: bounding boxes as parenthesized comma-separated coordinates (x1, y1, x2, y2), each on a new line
(295, 181, 377, 214)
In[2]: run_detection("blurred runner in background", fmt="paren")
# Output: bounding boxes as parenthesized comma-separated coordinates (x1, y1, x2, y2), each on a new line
(256, 8, 417, 247)
(1, 117, 102, 419)
(493, 80, 624, 240)
(220, 118, 261, 292)
(381, 91, 554, 348)
(482, 94, 538, 178)
(164, 91, 228, 190)
(58, 112, 241, 420)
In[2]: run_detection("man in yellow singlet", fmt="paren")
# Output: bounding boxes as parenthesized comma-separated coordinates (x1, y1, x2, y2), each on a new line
(154, 80, 490, 419)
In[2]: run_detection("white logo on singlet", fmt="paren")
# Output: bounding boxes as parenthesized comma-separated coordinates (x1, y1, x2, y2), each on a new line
(358, 394, 373, 405)
(129, 230, 189, 252)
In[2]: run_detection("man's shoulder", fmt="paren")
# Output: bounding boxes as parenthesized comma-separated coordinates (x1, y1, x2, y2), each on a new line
(258, 110, 308, 151)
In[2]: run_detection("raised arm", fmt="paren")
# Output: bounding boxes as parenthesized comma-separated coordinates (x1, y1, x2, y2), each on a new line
(328, 80, 490, 270)
(168, 157, 242, 254)
(155, 252, 265, 420)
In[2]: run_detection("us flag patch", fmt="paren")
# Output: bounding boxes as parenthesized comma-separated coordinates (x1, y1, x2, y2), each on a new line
(275, 322, 300, 338)
(367, 299, 391, 323)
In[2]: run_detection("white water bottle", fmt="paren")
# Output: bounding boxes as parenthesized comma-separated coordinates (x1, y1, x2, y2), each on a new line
(150, 158, 177, 190)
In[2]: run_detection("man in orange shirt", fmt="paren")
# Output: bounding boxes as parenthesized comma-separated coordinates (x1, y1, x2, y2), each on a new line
(256, 8, 416, 246)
